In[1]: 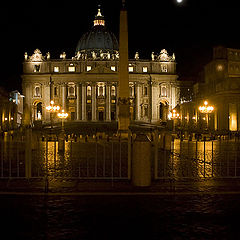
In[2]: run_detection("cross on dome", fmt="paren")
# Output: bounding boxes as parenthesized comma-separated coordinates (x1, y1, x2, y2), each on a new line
(94, 6, 105, 26)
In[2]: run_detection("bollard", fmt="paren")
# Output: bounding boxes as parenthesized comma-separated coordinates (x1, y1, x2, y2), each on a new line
(132, 133, 151, 187)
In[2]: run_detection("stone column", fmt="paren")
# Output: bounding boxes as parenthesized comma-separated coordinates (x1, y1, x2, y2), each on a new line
(106, 83, 111, 121)
(151, 82, 158, 122)
(44, 82, 51, 122)
(92, 84, 97, 121)
(82, 84, 86, 121)
(61, 83, 67, 110)
(76, 84, 81, 120)
(171, 85, 176, 109)
(135, 83, 141, 120)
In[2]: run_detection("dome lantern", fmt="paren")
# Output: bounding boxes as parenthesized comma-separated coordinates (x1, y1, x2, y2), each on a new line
(93, 7, 105, 26)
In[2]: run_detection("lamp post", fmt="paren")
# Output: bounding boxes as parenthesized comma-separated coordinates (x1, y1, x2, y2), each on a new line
(168, 109, 181, 132)
(57, 110, 68, 131)
(198, 101, 214, 131)
(46, 100, 60, 128)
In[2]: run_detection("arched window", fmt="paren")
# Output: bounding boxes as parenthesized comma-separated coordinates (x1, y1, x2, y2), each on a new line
(68, 86, 75, 96)
(35, 86, 40, 97)
(99, 86, 104, 96)
(161, 86, 167, 97)
(130, 86, 134, 97)
(54, 87, 58, 96)
(111, 86, 116, 96)
(87, 86, 91, 96)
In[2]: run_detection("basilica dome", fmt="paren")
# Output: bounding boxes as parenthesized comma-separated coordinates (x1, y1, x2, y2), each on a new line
(76, 8, 119, 56)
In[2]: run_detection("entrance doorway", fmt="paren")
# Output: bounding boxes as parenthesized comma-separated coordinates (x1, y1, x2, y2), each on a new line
(98, 107, 104, 121)
(159, 101, 169, 121)
(34, 101, 42, 120)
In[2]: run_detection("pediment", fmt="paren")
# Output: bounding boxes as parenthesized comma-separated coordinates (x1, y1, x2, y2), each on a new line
(87, 65, 117, 74)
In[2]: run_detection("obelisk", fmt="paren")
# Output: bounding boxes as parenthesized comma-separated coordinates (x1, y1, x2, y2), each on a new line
(118, 0, 130, 134)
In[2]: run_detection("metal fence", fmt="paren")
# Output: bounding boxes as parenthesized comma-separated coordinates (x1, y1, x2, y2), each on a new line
(31, 137, 129, 179)
(0, 132, 129, 180)
(156, 139, 240, 179)
(1, 131, 240, 181)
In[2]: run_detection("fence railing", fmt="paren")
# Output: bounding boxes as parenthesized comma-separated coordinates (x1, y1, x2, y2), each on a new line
(156, 139, 240, 179)
(1, 131, 240, 181)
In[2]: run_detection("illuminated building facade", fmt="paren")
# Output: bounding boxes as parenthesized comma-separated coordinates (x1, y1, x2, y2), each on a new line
(181, 46, 240, 132)
(0, 88, 23, 131)
(22, 8, 179, 125)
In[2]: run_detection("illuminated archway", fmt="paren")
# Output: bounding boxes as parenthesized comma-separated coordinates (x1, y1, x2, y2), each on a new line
(159, 100, 169, 121)
(33, 100, 43, 121)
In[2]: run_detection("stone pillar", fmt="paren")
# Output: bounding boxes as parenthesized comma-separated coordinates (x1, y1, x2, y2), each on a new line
(82, 84, 86, 121)
(135, 83, 140, 120)
(151, 82, 158, 122)
(61, 83, 67, 110)
(76, 84, 81, 120)
(118, 4, 130, 132)
(106, 83, 111, 121)
(171, 85, 176, 109)
(132, 133, 151, 187)
(44, 82, 51, 122)
(92, 84, 97, 121)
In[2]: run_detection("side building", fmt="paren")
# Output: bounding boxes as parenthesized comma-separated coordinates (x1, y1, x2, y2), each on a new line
(21, 8, 179, 126)
(180, 46, 240, 133)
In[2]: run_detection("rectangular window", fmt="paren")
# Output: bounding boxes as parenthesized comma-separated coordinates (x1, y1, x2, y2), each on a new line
(54, 87, 58, 96)
(161, 64, 168, 72)
(144, 86, 148, 96)
(87, 66, 92, 71)
(34, 65, 40, 72)
(129, 66, 134, 72)
(54, 66, 59, 72)
(143, 67, 148, 73)
(68, 66, 75, 72)
(111, 66, 116, 71)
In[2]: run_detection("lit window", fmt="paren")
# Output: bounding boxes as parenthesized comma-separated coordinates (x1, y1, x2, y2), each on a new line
(111, 86, 116, 96)
(111, 99, 116, 104)
(143, 67, 148, 73)
(87, 86, 91, 96)
(111, 66, 116, 71)
(216, 64, 223, 72)
(129, 66, 134, 72)
(87, 66, 92, 71)
(54, 66, 59, 72)
(68, 66, 75, 72)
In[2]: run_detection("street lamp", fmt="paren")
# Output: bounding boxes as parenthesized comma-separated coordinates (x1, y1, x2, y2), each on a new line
(46, 100, 60, 128)
(57, 110, 68, 131)
(198, 101, 214, 130)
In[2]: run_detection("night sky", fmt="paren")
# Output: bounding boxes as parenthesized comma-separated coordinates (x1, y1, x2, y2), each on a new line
(1, 0, 240, 92)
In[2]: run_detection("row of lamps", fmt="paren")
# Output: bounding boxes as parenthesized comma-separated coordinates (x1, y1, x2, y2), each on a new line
(169, 100, 214, 124)
(46, 100, 68, 130)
